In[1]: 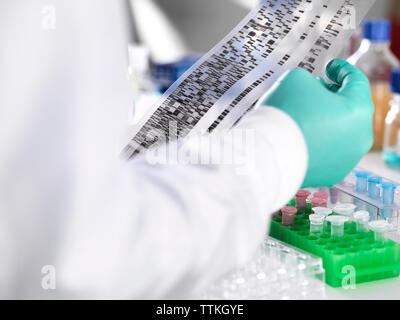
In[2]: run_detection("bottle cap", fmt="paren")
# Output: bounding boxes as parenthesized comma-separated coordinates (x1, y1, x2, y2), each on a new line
(391, 68, 400, 94)
(363, 20, 391, 42)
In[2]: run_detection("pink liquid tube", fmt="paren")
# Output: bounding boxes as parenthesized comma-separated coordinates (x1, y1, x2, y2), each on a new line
(281, 206, 298, 227)
(295, 190, 311, 210)
(313, 192, 328, 200)
(310, 197, 327, 208)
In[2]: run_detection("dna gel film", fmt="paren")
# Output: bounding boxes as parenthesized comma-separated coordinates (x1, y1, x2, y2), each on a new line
(123, 0, 376, 159)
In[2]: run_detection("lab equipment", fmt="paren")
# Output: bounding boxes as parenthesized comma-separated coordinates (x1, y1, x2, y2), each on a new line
(310, 197, 327, 208)
(334, 168, 400, 239)
(326, 215, 349, 239)
(270, 203, 400, 287)
(383, 68, 400, 168)
(200, 237, 326, 300)
(309, 214, 325, 235)
(333, 203, 356, 219)
(281, 206, 298, 227)
(313, 192, 328, 200)
(367, 176, 382, 199)
(295, 190, 311, 211)
(348, 20, 400, 150)
(353, 210, 370, 233)
(312, 207, 332, 217)
(123, 0, 376, 158)
(262, 60, 373, 188)
(369, 220, 390, 243)
(354, 171, 371, 193)
(381, 182, 398, 205)
(312, 207, 332, 230)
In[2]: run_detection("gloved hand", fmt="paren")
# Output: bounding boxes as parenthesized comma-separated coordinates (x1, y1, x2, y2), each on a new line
(260, 59, 373, 187)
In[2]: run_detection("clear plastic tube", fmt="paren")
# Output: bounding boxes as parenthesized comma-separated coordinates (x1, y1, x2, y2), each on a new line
(353, 210, 370, 233)
(369, 220, 389, 243)
(326, 215, 349, 239)
(309, 214, 325, 235)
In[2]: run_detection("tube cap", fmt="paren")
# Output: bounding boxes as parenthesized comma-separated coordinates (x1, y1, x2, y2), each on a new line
(367, 176, 383, 184)
(309, 214, 325, 225)
(354, 171, 371, 178)
(363, 20, 391, 42)
(296, 190, 311, 198)
(369, 220, 389, 232)
(326, 215, 349, 226)
(281, 206, 297, 215)
(353, 210, 370, 222)
(334, 203, 357, 216)
(310, 197, 327, 207)
(391, 68, 400, 94)
(313, 192, 329, 200)
(313, 207, 332, 216)
(381, 182, 398, 190)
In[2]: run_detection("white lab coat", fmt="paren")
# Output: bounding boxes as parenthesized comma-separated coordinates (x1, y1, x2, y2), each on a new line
(0, 0, 307, 299)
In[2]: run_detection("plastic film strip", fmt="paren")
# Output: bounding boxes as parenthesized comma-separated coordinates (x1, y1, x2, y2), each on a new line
(123, 0, 376, 159)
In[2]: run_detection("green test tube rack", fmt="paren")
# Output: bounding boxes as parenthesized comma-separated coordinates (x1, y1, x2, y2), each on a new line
(269, 202, 400, 288)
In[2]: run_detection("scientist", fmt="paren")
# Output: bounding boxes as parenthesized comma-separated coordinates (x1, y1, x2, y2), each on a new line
(0, 0, 372, 298)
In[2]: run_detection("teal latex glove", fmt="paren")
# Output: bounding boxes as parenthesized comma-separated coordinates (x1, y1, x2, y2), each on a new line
(260, 59, 373, 187)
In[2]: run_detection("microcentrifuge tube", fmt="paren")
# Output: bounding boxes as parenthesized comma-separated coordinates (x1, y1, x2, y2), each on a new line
(312, 207, 332, 216)
(281, 206, 297, 227)
(312, 207, 332, 229)
(367, 176, 382, 199)
(326, 215, 349, 239)
(354, 171, 371, 193)
(295, 190, 311, 211)
(381, 182, 398, 205)
(310, 197, 327, 208)
(309, 214, 325, 234)
(369, 220, 390, 243)
(353, 210, 370, 233)
(382, 207, 393, 219)
(333, 203, 356, 219)
(313, 192, 328, 200)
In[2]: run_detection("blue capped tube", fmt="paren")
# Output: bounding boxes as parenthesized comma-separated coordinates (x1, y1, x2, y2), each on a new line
(354, 171, 371, 193)
(381, 182, 398, 205)
(367, 176, 382, 199)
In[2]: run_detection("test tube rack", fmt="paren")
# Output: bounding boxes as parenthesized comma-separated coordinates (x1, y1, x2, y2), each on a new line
(269, 204, 400, 288)
(334, 168, 400, 230)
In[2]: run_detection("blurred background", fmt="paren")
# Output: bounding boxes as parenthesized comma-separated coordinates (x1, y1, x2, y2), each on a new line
(128, 0, 400, 177)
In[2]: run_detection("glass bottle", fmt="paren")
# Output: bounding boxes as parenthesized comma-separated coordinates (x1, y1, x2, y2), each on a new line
(383, 68, 400, 167)
(348, 20, 400, 150)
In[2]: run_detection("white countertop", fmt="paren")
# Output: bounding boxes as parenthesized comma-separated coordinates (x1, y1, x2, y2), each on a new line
(324, 151, 400, 299)
(358, 152, 400, 183)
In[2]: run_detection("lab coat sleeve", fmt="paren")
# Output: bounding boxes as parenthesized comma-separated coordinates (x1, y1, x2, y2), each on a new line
(58, 106, 308, 299)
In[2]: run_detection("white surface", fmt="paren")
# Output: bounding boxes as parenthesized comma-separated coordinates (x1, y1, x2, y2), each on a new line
(324, 151, 400, 299)
(358, 151, 400, 183)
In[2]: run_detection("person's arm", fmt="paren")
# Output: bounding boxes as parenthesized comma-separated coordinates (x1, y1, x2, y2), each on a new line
(57, 106, 308, 299)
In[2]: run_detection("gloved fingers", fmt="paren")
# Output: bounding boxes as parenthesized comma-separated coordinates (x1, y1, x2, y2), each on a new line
(325, 58, 370, 98)
(277, 68, 318, 88)
(316, 76, 340, 92)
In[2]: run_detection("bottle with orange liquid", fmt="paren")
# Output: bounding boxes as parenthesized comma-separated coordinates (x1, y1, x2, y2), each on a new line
(383, 68, 400, 167)
(348, 20, 400, 150)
